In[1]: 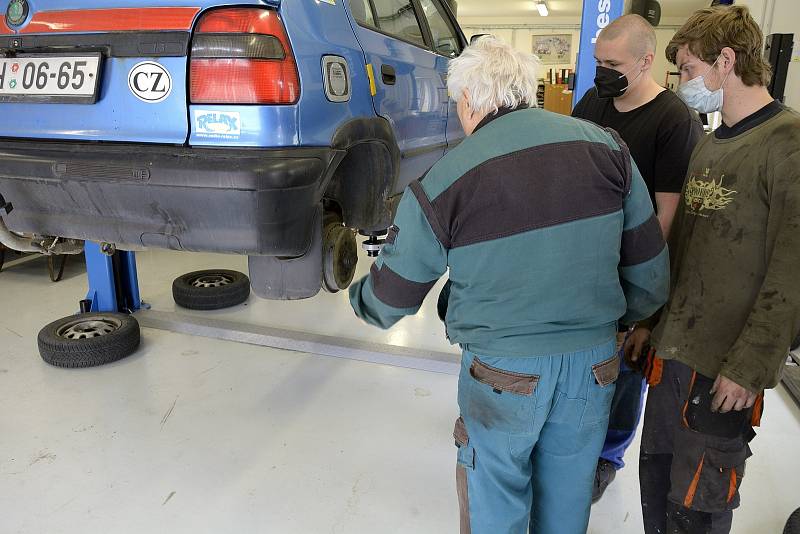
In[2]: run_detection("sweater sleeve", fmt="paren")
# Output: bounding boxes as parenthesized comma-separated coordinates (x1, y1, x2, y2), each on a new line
(349, 182, 448, 330)
(721, 153, 800, 392)
(618, 161, 671, 324)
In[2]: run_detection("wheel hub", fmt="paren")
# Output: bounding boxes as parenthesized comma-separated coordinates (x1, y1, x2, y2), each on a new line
(57, 316, 121, 340)
(323, 222, 358, 293)
(189, 274, 233, 288)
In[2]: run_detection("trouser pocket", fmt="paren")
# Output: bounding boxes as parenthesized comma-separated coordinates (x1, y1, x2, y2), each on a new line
(458, 353, 540, 434)
(592, 354, 621, 386)
(582, 354, 620, 426)
(668, 426, 751, 513)
(470, 356, 540, 395)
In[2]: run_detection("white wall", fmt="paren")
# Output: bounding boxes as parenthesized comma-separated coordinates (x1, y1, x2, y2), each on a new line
(458, 17, 580, 73)
(765, 0, 799, 109)
(735, 0, 769, 26)
(458, 15, 680, 90)
(460, 1, 799, 105)
(653, 28, 679, 89)
(720, 0, 798, 108)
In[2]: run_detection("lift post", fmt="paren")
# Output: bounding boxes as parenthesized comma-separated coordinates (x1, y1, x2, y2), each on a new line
(84, 242, 142, 313)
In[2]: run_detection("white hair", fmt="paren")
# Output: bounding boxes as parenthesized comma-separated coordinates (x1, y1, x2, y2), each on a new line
(447, 36, 541, 114)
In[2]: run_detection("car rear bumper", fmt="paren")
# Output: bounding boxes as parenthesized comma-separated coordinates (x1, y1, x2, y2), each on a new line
(0, 140, 344, 256)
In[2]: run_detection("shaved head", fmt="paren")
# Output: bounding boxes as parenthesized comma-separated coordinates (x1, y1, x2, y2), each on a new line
(597, 14, 657, 58)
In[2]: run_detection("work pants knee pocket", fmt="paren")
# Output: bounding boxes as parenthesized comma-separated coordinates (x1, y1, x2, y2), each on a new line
(454, 416, 475, 470)
(669, 426, 751, 513)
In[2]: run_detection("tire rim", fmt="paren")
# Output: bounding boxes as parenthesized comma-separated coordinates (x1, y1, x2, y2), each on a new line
(188, 273, 234, 289)
(57, 316, 122, 340)
(323, 224, 358, 291)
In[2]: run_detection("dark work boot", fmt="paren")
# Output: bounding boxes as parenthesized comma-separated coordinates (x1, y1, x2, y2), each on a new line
(592, 459, 617, 504)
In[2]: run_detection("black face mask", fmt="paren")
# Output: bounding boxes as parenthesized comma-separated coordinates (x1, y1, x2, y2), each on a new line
(594, 65, 630, 98)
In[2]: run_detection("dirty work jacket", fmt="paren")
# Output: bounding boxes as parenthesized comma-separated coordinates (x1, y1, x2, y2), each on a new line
(651, 106, 800, 392)
(349, 107, 670, 357)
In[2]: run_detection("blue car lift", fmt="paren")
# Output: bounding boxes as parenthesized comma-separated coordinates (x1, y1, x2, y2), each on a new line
(82, 242, 142, 314)
(573, 0, 625, 107)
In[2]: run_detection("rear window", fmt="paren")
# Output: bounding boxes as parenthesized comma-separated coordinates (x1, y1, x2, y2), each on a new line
(348, 0, 376, 27)
(350, 0, 427, 49)
(419, 0, 462, 57)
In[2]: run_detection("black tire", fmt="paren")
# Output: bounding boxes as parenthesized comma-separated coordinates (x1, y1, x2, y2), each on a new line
(792, 334, 800, 351)
(172, 269, 250, 310)
(784, 507, 800, 534)
(38, 312, 140, 368)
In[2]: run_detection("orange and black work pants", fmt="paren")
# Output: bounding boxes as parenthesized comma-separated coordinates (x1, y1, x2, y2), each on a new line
(639, 357, 763, 534)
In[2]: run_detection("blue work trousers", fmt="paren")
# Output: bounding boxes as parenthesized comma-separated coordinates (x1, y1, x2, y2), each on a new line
(454, 339, 619, 534)
(600, 357, 647, 469)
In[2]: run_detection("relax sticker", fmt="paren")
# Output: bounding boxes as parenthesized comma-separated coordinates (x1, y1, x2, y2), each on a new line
(194, 110, 241, 140)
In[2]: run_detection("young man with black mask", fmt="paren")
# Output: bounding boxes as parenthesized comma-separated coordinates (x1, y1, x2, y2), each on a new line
(572, 14, 704, 503)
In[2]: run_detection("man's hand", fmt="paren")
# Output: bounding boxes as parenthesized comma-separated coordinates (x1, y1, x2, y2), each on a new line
(710, 375, 757, 413)
(615, 331, 627, 353)
(623, 327, 651, 370)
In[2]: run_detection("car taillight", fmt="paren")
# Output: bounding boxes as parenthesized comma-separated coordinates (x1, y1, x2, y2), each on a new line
(190, 8, 300, 105)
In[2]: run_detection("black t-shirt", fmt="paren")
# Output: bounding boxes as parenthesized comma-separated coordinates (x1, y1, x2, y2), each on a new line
(572, 88, 704, 211)
(715, 100, 784, 139)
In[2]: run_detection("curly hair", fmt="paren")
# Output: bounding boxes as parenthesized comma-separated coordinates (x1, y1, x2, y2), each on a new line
(447, 36, 541, 114)
(666, 5, 772, 87)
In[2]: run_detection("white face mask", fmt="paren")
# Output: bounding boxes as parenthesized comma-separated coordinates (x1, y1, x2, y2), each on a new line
(677, 55, 731, 114)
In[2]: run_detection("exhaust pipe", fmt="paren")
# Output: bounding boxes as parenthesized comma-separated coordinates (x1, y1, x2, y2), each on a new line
(0, 217, 84, 255)
(0, 193, 84, 255)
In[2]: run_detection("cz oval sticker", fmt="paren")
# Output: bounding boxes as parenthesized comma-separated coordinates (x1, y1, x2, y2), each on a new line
(128, 61, 172, 103)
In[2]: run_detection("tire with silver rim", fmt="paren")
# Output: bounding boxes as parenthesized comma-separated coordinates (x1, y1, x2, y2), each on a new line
(172, 269, 250, 310)
(322, 220, 358, 293)
(37, 312, 141, 368)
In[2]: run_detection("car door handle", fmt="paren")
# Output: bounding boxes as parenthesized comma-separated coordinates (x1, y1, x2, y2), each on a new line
(381, 64, 396, 85)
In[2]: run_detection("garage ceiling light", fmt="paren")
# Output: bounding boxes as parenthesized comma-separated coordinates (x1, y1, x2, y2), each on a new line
(536, 1, 549, 16)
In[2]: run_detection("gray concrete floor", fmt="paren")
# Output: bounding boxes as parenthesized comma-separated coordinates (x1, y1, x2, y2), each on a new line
(1, 249, 798, 533)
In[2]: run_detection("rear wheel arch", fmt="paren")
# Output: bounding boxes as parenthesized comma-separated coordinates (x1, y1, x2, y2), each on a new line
(324, 117, 401, 232)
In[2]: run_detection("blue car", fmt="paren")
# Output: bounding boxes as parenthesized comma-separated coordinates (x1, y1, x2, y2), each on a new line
(0, 0, 466, 299)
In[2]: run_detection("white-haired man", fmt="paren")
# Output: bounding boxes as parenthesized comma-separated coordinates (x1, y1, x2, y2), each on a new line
(349, 37, 669, 533)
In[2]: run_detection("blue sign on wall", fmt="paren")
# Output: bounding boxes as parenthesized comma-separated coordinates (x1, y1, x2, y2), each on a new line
(573, 0, 625, 106)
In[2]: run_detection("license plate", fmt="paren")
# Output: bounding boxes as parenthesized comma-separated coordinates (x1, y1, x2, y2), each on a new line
(0, 54, 102, 104)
